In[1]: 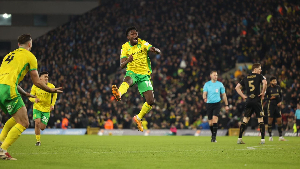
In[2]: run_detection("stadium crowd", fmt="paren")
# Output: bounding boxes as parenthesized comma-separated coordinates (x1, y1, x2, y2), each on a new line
(0, 0, 299, 132)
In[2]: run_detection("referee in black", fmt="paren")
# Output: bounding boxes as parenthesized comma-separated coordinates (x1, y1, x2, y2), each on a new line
(203, 71, 229, 142)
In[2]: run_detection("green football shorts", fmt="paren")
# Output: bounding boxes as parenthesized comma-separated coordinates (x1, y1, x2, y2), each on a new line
(0, 84, 25, 116)
(125, 70, 153, 97)
(33, 109, 50, 125)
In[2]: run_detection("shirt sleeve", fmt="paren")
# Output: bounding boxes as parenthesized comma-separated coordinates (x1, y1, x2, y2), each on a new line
(28, 53, 38, 71)
(220, 83, 226, 94)
(260, 74, 266, 82)
(239, 78, 245, 87)
(120, 45, 127, 59)
(142, 40, 152, 51)
(51, 84, 58, 106)
(203, 83, 208, 92)
(29, 85, 36, 103)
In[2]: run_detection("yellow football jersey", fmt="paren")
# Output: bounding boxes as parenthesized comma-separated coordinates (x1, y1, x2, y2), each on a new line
(120, 38, 152, 75)
(0, 48, 38, 99)
(29, 83, 57, 112)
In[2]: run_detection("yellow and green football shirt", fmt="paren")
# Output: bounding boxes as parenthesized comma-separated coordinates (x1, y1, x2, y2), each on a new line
(29, 83, 57, 112)
(120, 38, 152, 75)
(0, 48, 38, 99)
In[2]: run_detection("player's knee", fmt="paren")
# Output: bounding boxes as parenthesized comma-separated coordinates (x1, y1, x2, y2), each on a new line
(23, 121, 29, 128)
(35, 121, 40, 127)
(243, 117, 250, 123)
(40, 124, 46, 130)
(213, 116, 218, 123)
(147, 99, 155, 106)
(124, 77, 133, 86)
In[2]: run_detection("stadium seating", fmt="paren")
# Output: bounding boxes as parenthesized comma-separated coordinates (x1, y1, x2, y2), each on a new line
(1, 0, 299, 131)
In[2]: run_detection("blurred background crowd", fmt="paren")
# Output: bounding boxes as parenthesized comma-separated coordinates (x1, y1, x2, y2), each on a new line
(0, 0, 299, 132)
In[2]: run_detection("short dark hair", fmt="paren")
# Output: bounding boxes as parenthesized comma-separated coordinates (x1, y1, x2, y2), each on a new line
(270, 76, 277, 81)
(18, 34, 32, 44)
(126, 26, 138, 36)
(210, 70, 217, 74)
(252, 63, 261, 71)
(39, 71, 49, 77)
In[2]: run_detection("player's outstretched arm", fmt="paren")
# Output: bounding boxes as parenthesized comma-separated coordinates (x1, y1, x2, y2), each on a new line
(17, 85, 36, 98)
(149, 47, 161, 54)
(235, 83, 247, 99)
(30, 70, 63, 93)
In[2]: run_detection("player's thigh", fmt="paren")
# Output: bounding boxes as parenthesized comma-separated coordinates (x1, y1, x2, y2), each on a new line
(274, 107, 281, 119)
(12, 106, 29, 127)
(244, 101, 253, 118)
(296, 120, 300, 127)
(253, 102, 264, 118)
(212, 102, 221, 117)
(137, 77, 153, 98)
(40, 112, 50, 126)
(33, 109, 42, 120)
(124, 71, 137, 86)
(0, 85, 25, 116)
(206, 103, 213, 120)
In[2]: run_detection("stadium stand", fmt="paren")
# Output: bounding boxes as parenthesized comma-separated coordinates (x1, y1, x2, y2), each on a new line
(1, 0, 299, 132)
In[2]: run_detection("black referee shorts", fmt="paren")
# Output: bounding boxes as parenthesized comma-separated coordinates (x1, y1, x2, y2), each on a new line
(206, 102, 221, 120)
(244, 100, 264, 118)
(296, 119, 300, 126)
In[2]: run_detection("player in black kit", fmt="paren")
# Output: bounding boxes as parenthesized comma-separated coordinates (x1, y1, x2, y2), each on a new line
(264, 76, 286, 141)
(235, 63, 267, 144)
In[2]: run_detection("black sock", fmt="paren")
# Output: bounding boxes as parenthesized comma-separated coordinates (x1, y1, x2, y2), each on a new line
(210, 126, 213, 134)
(297, 129, 299, 136)
(259, 122, 265, 139)
(278, 124, 283, 137)
(268, 124, 272, 137)
(212, 123, 218, 138)
(239, 122, 246, 138)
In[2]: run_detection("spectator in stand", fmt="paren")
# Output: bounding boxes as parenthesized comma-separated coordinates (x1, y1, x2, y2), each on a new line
(1, 0, 298, 131)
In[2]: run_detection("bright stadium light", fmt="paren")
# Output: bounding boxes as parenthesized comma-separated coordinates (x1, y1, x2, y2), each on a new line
(2, 13, 11, 19)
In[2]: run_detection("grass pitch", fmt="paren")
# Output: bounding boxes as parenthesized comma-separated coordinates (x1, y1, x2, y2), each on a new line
(1, 135, 299, 169)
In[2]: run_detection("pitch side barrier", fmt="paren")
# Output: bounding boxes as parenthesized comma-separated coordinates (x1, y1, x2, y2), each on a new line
(0, 128, 296, 136)
(95, 129, 227, 136)
(0, 129, 86, 135)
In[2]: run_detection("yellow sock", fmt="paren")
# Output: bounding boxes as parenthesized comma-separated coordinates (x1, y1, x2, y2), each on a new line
(36, 135, 41, 142)
(119, 82, 129, 96)
(137, 102, 152, 120)
(0, 117, 17, 142)
(1, 123, 26, 151)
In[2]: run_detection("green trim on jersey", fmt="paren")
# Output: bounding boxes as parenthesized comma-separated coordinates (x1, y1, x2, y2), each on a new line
(147, 50, 152, 74)
(15, 63, 29, 97)
(129, 41, 133, 47)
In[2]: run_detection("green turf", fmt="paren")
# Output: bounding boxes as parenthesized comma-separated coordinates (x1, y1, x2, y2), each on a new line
(1, 135, 299, 169)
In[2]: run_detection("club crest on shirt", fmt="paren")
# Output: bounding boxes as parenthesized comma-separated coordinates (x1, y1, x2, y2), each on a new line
(216, 89, 218, 93)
